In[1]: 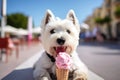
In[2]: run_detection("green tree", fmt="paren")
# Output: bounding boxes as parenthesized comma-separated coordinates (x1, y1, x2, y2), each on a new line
(103, 16, 111, 23)
(115, 6, 120, 18)
(95, 17, 104, 24)
(7, 13, 28, 29)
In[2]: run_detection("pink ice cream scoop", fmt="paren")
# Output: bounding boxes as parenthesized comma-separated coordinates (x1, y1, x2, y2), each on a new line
(56, 52, 72, 69)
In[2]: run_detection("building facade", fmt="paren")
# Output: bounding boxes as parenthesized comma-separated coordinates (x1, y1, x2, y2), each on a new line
(84, 0, 120, 40)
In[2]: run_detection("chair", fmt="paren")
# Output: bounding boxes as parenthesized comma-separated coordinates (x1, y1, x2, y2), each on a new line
(0, 38, 19, 62)
(0, 38, 9, 62)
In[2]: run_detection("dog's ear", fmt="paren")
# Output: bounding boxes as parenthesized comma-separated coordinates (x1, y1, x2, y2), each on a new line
(66, 10, 80, 32)
(43, 9, 55, 25)
(66, 10, 78, 25)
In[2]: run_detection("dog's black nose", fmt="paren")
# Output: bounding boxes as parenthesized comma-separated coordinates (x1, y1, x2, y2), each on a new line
(57, 37, 65, 45)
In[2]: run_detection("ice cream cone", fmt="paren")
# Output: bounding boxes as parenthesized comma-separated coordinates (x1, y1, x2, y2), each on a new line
(55, 52, 72, 80)
(56, 67, 69, 80)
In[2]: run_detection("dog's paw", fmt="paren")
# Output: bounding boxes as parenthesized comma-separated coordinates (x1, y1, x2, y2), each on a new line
(74, 76, 87, 80)
(41, 77, 49, 80)
(73, 71, 87, 80)
(35, 76, 52, 80)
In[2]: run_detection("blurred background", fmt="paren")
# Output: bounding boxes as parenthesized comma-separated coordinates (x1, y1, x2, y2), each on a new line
(83, 0, 120, 42)
(0, 0, 120, 43)
(0, 0, 120, 80)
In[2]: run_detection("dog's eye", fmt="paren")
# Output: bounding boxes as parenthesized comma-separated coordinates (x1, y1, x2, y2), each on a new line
(50, 29, 55, 34)
(66, 29, 71, 34)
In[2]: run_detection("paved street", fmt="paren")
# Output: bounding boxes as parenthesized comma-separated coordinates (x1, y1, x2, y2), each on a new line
(0, 43, 42, 79)
(1, 41, 120, 80)
(78, 42, 120, 80)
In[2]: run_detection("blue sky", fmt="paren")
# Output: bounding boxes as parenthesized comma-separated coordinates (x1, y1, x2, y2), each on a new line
(2, 0, 103, 27)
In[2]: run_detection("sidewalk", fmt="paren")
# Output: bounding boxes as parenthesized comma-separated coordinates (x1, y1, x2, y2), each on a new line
(2, 50, 104, 80)
(0, 42, 105, 80)
(78, 42, 120, 80)
(0, 42, 43, 79)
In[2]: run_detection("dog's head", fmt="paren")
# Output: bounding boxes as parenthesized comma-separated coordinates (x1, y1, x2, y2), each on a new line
(41, 10, 80, 57)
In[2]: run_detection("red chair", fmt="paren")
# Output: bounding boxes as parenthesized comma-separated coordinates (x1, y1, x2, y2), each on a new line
(0, 38, 9, 62)
(0, 38, 19, 62)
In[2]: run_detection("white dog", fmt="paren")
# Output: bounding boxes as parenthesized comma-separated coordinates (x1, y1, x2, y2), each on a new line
(33, 10, 88, 80)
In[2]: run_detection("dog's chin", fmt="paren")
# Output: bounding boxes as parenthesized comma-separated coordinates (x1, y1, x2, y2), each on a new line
(50, 46, 72, 58)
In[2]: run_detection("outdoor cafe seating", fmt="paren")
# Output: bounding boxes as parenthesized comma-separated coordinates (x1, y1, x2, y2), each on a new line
(0, 37, 20, 62)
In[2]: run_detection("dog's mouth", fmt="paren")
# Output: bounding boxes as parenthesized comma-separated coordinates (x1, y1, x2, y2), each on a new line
(54, 46, 66, 54)
(51, 46, 72, 57)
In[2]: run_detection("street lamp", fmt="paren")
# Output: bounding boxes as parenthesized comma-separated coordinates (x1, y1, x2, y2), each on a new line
(1, 0, 7, 38)
(27, 16, 33, 45)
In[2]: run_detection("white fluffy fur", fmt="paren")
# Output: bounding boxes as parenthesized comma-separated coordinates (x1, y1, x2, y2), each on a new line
(33, 9, 88, 80)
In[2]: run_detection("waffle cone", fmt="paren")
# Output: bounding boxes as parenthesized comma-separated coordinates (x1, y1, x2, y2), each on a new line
(56, 67, 69, 80)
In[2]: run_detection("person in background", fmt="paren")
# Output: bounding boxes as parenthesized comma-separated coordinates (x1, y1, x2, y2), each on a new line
(92, 24, 104, 42)
(5, 33, 15, 50)
(92, 24, 99, 40)
(85, 30, 92, 42)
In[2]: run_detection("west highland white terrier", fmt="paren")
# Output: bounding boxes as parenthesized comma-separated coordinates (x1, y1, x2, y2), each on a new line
(33, 10, 88, 80)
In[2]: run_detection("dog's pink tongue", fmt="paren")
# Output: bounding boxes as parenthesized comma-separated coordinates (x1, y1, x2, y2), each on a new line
(56, 47, 65, 54)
